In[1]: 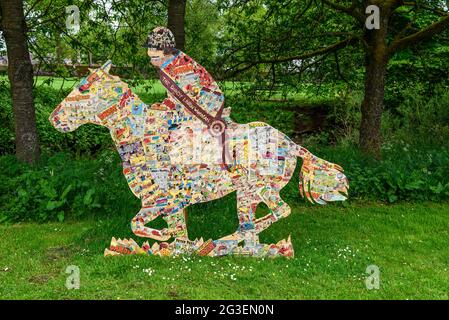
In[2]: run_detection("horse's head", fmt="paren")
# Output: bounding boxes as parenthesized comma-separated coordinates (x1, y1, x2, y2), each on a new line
(49, 60, 123, 132)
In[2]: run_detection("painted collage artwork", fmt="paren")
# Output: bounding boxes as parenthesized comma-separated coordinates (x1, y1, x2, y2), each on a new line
(50, 44, 348, 258)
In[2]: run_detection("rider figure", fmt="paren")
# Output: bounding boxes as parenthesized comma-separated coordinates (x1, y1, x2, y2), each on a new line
(143, 27, 226, 126)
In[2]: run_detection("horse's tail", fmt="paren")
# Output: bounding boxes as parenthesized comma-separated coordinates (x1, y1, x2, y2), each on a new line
(295, 145, 349, 204)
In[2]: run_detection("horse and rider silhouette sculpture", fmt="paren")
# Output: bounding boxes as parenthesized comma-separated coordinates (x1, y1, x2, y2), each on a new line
(49, 27, 348, 258)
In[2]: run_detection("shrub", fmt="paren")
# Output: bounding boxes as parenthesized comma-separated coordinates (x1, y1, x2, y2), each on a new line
(1, 140, 449, 223)
(393, 85, 449, 146)
(0, 81, 114, 156)
(0, 151, 139, 223)
(317, 143, 449, 203)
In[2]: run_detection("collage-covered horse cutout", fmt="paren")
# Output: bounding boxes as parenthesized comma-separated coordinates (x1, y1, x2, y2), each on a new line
(50, 41, 349, 258)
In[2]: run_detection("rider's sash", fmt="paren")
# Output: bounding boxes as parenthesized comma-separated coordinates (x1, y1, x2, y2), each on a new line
(159, 70, 226, 130)
(159, 69, 230, 171)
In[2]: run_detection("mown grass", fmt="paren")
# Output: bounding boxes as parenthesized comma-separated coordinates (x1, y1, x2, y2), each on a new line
(0, 201, 448, 299)
(1, 75, 338, 103)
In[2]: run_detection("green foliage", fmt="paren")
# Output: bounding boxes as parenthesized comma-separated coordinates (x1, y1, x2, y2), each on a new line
(0, 79, 15, 155)
(308, 85, 449, 151)
(0, 80, 113, 156)
(185, 0, 222, 71)
(1, 78, 449, 222)
(228, 97, 295, 137)
(325, 89, 363, 146)
(388, 84, 449, 146)
(317, 144, 449, 204)
(1, 139, 449, 223)
(0, 151, 139, 223)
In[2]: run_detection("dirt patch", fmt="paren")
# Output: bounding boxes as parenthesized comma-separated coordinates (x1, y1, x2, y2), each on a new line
(28, 274, 52, 284)
(45, 245, 73, 261)
(167, 288, 180, 299)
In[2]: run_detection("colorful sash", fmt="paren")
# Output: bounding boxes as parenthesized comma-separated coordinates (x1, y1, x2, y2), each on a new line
(159, 70, 230, 171)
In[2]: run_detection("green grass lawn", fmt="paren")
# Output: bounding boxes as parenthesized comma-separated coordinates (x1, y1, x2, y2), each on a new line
(0, 201, 448, 299)
(2, 75, 340, 103)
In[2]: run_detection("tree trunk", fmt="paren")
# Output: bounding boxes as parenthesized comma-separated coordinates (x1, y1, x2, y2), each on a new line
(359, 6, 390, 159)
(168, 0, 187, 222)
(55, 32, 62, 66)
(359, 53, 388, 158)
(0, 0, 40, 164)
(167, 0, 186, 51)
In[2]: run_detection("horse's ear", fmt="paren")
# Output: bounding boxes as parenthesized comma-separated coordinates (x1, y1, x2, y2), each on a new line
(101, 60, 112, 73)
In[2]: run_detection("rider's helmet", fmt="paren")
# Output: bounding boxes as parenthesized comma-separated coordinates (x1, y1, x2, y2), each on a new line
(142, 26, 176, 52)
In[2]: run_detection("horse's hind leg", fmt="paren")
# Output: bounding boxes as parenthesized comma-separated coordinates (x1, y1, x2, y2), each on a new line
(254, 187, 291, 234)
(218, 188, 261, 245)
(215, 187, 293, 257)
(131, 206, 172, 241)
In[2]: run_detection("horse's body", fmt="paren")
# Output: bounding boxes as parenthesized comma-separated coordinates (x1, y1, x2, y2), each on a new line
(50, 61, 348, 257)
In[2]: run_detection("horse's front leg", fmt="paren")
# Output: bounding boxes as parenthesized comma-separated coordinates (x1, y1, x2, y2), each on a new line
(131, 206, 172, 241)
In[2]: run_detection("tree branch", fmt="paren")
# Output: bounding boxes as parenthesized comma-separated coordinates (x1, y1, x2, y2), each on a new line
(389, 14, 449, 54)
(257, 37, 358, 64)
(222, 37, 358, 79)
(321, 0, 364, 23)
(25, 0, 44, 18)
(334, 51, 350, 86)
(396, 1, 449, 17)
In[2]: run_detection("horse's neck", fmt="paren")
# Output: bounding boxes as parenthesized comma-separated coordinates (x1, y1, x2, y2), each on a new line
(106, 83, 167, 146)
